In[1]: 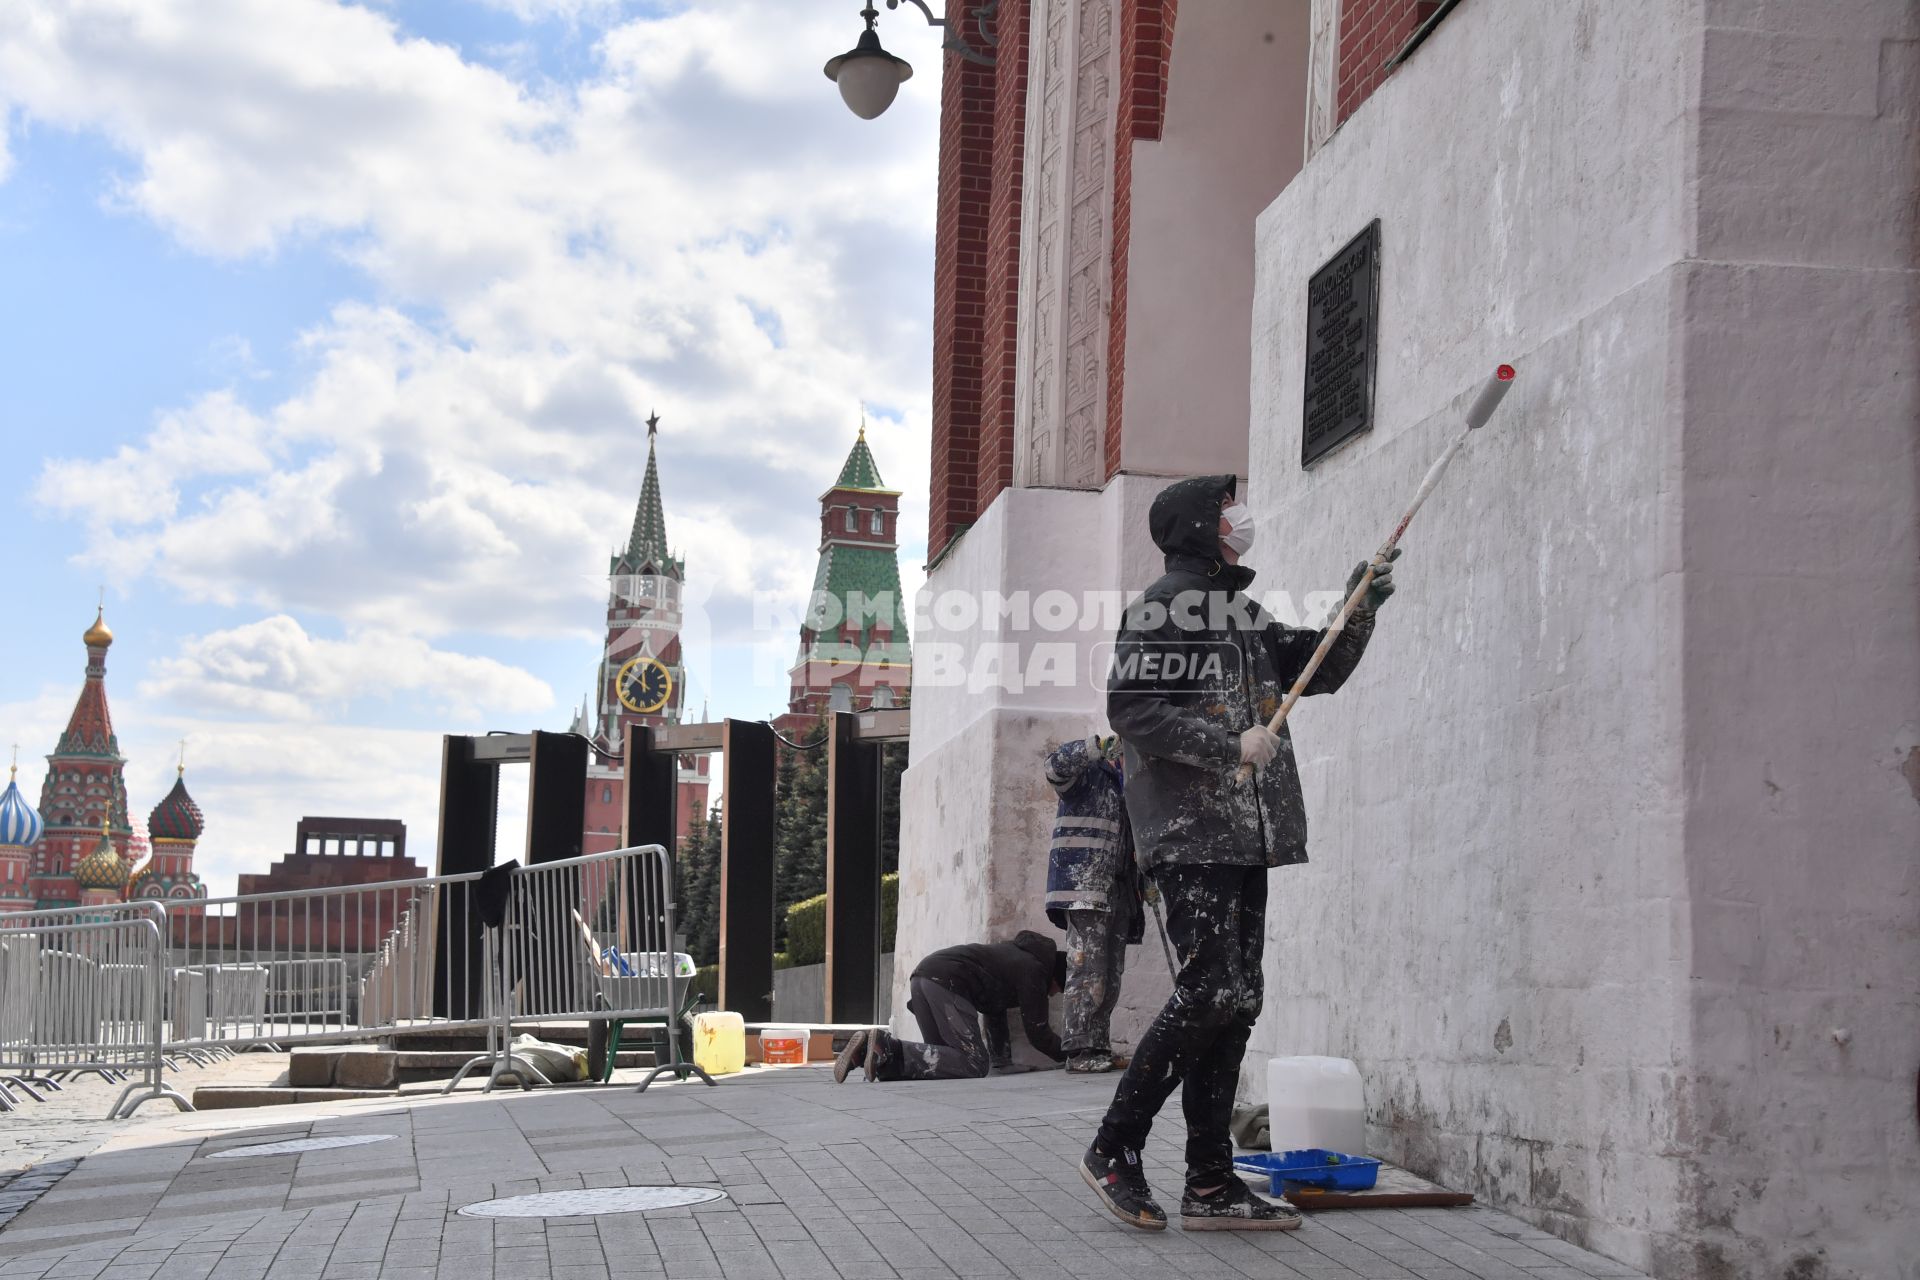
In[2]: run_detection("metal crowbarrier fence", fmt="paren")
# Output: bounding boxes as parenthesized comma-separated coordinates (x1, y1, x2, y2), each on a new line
(0, 845, 697, 1116)
(0, 902, 191, 1119)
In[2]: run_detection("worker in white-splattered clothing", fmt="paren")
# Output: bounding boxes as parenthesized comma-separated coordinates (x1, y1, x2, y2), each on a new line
(1080, 474, 1398, 1233)
(1042, 733, 1143, 1074)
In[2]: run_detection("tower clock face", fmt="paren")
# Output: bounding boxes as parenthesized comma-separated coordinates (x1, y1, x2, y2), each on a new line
(615, 656, 673, 714)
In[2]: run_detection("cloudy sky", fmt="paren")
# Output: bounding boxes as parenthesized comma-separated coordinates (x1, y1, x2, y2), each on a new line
(0, 0, 939, 893)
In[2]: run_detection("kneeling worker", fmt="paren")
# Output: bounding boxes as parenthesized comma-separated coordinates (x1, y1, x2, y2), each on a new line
(835, 931, 1067, 1082)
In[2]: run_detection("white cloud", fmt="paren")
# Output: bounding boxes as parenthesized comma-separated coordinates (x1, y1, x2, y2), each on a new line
(5, 669, 531, 901)
(141, 615, 555, 722)
(474, 0, 625, 22)
(35, 390, 275, 530)
(5, 0, 937, 693)
(119, 716, 466, 899)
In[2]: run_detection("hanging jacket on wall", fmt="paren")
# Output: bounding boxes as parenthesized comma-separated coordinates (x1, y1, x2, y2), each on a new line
(1042, 737, 1146, 945)
(1107, 474, 1375, 871)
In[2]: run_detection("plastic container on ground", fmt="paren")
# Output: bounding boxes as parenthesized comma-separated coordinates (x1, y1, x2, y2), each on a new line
(692, 1010, 746, 1076)
(758, 1027, 810, 1065)
(1266, 1055, 1366, 1155)
(1233, 1149, 1382, 1195)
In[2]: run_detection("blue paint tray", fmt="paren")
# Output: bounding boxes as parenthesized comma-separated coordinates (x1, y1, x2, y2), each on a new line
(1233, 1149, 1381, 1194)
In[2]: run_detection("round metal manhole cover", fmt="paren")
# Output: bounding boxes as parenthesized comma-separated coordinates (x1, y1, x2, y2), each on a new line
(458, 1186, 728, 1218)
(207, 1134, 397, 1158)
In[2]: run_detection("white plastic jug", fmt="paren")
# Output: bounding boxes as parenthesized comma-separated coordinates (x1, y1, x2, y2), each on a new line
(1266, 1055, 1367, 1156)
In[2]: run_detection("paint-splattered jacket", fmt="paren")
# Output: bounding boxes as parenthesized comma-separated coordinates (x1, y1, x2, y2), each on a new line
(1042, 738, 1146, 942)
(1107, 474, 1375, 871)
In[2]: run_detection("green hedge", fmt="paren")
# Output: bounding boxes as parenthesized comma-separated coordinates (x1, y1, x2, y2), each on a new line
(690, 964, 719, 1006)
(783, 873, 899, 967)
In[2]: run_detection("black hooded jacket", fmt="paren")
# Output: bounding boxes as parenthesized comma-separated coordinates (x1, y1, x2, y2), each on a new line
(910, 931, 1066, 1061)
(1106, 474, 1374, 870)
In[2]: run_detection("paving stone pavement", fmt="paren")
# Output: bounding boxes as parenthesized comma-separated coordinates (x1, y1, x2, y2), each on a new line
(0, 1053, 278, 1176)
(0, 1064, 1652, 1280)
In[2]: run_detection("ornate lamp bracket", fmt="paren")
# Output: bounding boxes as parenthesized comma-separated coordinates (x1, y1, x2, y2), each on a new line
(885, 0, 999, 66)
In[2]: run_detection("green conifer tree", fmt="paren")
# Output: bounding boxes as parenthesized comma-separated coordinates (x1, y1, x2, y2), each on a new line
(773, 716, 830, 950)
(879, 741, 906, 876)
(679, 801, 724, 966)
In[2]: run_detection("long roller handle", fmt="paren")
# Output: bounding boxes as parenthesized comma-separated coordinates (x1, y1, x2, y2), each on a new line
(1232, 364, 1515, 784)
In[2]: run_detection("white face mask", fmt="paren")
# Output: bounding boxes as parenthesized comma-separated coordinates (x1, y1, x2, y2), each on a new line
(1221, 502, 1255, 557)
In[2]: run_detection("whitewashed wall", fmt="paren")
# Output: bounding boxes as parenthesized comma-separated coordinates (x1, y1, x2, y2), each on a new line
(895, 0, 1314, 1066)
(1246, 1, 1918, 1277)
(895, 477, 1178, 1060)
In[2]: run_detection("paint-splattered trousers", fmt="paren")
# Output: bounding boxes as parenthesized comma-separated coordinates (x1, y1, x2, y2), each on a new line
(884, 976, 991, 1081)
(1062, 908, 1129, 1056)
(1094, 863, 1267, 1188)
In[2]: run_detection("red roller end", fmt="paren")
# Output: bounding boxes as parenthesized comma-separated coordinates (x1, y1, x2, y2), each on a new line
(1465, 366, 1517, 430)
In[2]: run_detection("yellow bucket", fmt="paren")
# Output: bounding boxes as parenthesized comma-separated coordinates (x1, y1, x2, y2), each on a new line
(692, 1010, 745, 1076)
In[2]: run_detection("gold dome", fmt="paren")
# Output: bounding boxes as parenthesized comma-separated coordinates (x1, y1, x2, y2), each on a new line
(83, 607, 114, 649)
(73, 818, 127, 891)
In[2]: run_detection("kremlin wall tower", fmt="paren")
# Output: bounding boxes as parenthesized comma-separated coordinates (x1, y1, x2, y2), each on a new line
(0, 608, 207, 913)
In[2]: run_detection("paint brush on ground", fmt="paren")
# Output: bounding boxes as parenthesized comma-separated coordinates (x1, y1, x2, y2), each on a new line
(1234, 363, 1518, 786)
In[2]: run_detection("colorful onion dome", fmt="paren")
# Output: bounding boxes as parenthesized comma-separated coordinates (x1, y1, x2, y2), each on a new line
(0, 767, 44, 848)
(83, 606, 114, 649)
(148, 770, 205, 842)
(73, 819, 127, 891)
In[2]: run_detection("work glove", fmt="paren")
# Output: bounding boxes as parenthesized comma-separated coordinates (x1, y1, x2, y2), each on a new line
(1344, 546, 1403, 613)
(1091, 734, 1121, 764)
(1238, 725, 1282, 768)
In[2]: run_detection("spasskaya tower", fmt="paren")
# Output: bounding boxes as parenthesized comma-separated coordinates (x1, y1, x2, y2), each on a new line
(577, 413, 708, 851)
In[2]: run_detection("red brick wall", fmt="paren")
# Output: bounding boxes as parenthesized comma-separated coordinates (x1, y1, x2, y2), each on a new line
(974, 0, 1029, 518)
(928, 3, 1031, 559)
(1106, 0, 1178, 480)
(1336, 0, 1439, 124)
(928, 49, 996, 557)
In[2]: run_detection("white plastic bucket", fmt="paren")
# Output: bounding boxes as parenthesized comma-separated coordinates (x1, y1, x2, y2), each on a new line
(1266, 1055, 1367, 1156)
(758, 1027, 811, 1065)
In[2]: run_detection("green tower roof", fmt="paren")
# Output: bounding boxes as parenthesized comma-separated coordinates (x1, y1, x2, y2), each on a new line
(614, 412, 684, 578)
(801, 545, 912, 668)
(833, 424, 893, 493)
(628, 415, 670, 563)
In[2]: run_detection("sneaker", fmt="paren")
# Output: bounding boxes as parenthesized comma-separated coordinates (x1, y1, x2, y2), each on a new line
(1080, 1144, 1166, 1231)
(833, 1029, 870, 1083)
(1066, 1053, 1113, 1074)
(864, 1028, 894, 1082)
(1178, 1178, 1303, 1231)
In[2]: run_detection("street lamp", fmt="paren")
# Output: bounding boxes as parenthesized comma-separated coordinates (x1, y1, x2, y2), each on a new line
(824, 1, 997, 120)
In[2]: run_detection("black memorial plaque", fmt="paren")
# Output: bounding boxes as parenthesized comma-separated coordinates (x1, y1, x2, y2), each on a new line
(1302, 219, 1380, 467)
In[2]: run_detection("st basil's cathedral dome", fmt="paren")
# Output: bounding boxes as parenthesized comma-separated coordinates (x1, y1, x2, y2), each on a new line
(148, 771, 205, 842)
(0, 765, 43, 848)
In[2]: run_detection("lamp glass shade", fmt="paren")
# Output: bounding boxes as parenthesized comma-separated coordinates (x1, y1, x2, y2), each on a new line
(837, 57, 907, 119)
(824, 27, 913, 120)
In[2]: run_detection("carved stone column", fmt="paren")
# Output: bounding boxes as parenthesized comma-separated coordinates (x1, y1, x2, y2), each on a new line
(1012, 0, 1119, 490)
(1304, 0, 1340, 159)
